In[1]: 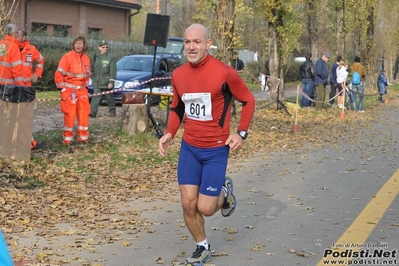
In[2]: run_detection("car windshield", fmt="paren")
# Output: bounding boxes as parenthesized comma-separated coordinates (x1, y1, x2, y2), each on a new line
(117, 57, 154, 72)
(151, 38, 184, 57)
(158, 41, 183, 55)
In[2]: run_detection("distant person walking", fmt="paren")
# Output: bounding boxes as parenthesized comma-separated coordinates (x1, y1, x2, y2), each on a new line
(299, 53, 315, 107)
(377, 69, 388, 103)
(350, 56, 366, 112)
(90, 40, 117, 118)
(54, 36, 91, 145)
(314, 52, 330, 110)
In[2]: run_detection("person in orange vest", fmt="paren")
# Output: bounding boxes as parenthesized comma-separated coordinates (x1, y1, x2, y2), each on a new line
(17, 29, 46, 150)
(17, 29, 45, 86)
(0, 24, 24, 86)
(54, 36, 91, 145)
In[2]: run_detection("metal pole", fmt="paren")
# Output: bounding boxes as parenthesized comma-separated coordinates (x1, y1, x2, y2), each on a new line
(162, 0, 167, 15)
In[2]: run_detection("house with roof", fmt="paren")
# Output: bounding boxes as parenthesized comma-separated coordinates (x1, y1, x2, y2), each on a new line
(5, 0, 142, 38)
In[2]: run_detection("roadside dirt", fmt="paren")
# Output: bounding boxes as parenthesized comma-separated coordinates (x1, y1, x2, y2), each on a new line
(33, 104, 120, 133)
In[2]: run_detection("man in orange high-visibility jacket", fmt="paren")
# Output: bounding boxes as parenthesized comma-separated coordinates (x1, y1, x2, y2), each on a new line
(0, 24, 24, 86)
(17, 29, 45, 86)
(17, 29, 46, 150)
(54, 36, 91, 145)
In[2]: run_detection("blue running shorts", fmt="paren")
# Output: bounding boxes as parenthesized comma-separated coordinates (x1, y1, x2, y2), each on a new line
(177, 139, 229, 197)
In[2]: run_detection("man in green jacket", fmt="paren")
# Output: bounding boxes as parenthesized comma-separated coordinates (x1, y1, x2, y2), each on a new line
(90, 40, 117, 117)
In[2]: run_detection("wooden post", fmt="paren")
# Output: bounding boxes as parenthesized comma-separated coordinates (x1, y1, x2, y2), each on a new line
(121, 103, 149, 135)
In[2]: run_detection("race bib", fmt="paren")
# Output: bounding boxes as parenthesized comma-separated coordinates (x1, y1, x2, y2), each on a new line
(182, 92, 212, 121)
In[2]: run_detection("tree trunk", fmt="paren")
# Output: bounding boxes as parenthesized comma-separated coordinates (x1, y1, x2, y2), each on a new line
(336, 4, 344, 56)
(268, 22, 280, 98)
(121, 104, 149, 135)
(308, 0, 318, 62)
(365, 5, 376, 79)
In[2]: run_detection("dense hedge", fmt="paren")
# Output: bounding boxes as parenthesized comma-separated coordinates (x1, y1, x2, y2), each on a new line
(33, 41, 149, 91)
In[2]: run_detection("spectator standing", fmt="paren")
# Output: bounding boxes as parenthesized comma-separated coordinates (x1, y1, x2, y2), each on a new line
(54, 36, 91, 145)
(90, 40, 117, 118)
(232, 51, 244, 71)
(158, 24, 255, 266)
(299, 53, 315, 107)
(314, 52, 330, 110)
(377, 69, 388, 103)
(17, 29, 46, 150)
(0, 24, 24, 86)
(335, 58, 348, 108)
(329, 56, 342, 106)
(264, 60, 270, 76)
(17, 29, 44, 86)
(262, 59, 270, 91)
(350, 56, 366, 112)
(231, 51, 244, 115)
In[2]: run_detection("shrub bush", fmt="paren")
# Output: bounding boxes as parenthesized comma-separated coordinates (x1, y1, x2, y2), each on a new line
(33, 40, 149, 91)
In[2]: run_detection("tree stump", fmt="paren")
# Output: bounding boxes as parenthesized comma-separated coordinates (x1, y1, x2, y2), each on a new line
(121, 104, 149, 135)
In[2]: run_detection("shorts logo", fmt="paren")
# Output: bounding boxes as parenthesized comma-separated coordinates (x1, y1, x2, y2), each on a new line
(207, 186, 217, 192)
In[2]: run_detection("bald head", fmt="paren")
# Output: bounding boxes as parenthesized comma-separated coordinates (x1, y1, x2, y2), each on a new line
(184, 24, 210, 40)
(183, 24, 212, 65)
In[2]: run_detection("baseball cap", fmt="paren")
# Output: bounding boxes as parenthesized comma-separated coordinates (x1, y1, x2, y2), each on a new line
(323, 52, 331, 58)
(99, 40, 108, 46)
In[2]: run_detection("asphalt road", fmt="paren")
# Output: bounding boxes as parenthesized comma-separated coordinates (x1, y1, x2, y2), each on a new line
(14, 94, 399, 266)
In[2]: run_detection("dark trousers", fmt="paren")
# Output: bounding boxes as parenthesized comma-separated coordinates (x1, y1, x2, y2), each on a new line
(316, 84, 326, 110)
(329, 82, 337, 104)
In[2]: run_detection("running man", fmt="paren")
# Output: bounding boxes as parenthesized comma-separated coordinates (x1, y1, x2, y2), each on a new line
(158, 24, 255, 265)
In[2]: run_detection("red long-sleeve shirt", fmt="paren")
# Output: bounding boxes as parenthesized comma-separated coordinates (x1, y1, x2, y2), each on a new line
(167, 54, 255, 148)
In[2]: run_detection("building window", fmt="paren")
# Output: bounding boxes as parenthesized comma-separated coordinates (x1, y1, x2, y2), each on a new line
(88, 28, 102, 39)
(32, 23, 47, 35)
(54, 25, 69, 37)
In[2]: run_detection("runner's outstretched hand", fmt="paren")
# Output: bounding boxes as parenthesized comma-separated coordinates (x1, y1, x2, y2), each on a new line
(159, 133, 173, 157)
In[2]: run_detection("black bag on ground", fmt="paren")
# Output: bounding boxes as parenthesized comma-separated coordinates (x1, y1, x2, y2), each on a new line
(0, 85, 36, 103)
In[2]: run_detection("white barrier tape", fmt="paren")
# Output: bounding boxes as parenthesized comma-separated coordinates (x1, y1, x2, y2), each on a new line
(36, 77, 171, 102)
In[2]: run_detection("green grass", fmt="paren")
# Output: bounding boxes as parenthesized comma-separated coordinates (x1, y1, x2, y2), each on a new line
(35, 90, 60, 108)
(36, 90, 59, 99)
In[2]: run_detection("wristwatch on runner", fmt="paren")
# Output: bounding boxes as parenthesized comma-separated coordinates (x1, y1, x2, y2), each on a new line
(237, 130, 248, 140)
